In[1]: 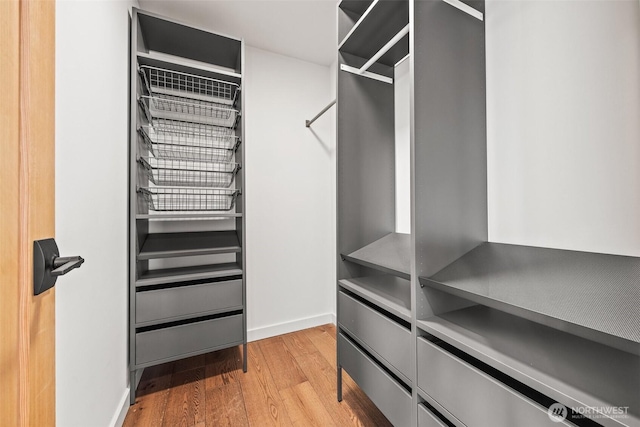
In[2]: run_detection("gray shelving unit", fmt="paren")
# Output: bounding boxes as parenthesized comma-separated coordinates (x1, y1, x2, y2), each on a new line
(129, 8, 246, 404)
(336, 0, 639, 426)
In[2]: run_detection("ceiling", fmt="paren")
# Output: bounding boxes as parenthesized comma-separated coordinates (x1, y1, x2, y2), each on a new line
(138, 0, 339, 66)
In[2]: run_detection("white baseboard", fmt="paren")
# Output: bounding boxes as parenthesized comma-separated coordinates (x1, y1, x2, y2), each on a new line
(248, 312, 335, 342)
(109, 387, 130, 427)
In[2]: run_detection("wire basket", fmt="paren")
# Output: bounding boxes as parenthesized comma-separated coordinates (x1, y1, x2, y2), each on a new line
(139, 187, 240, 211)
(139, 157, 239, 188)
(140, 94, 239, 128)
(139, 119, 239, 163)
(139, 65, 240, 106)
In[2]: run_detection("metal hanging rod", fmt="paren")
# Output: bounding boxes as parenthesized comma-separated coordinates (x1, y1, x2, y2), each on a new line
(339, 24, 409, 84)
(306, 100, 336, 127)
(442, 0, 484, 20)
(359, 24, 410, 74)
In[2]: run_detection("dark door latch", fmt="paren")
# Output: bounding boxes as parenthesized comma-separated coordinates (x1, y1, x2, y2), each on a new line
(34, 238, 84, 295)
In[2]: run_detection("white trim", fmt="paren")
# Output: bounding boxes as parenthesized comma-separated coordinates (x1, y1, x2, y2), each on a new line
(442, 0, 484, 21)
(340, 64, 393, 84)
(248, 313, 335, 342)
(108, 388, 130, 427)
(359, 24, 410, 73)
(338, 0, 380, 49)
(394, 53, 411, 68)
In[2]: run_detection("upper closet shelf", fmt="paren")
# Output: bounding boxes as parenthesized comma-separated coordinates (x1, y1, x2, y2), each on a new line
(339, 0, 409, 68)
(420, 242, 640, 354)
(342, 232, 411, 280)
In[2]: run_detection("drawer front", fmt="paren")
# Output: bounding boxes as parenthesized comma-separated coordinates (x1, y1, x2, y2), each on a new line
(418, 404, 448, 427)
(136, 279, 242, 324)
(136, 313, 243, 365)
(338, 291, 412, 383)
(417, 337, 572, 427)
(338, 333, 411, 427)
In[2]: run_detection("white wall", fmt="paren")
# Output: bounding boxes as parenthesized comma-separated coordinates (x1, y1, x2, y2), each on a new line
(395, 58, 411, 234)
(487, 0, 640, 256)
(56, 1, 136, 426)
(245, 47, 335, 340)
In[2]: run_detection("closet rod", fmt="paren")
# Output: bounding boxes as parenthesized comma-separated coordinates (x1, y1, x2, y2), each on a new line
(442, 0, 484, 21)
(306, 100, 336, 127)
(359, 24, 410, 74)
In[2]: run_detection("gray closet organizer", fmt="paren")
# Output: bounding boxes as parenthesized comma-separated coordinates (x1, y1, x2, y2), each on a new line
(129, 8, 246, 404)
(336, 1, 639, 426)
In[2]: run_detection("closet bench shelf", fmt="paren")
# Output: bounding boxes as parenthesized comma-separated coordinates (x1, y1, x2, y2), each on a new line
(136, 262, 243, 287)
(342, 232, 411, 280)
(417, 306, 640, 427)
(338, 275, 411, 323)
(138, 230, 241, 260)
(420, 242, 640, 354)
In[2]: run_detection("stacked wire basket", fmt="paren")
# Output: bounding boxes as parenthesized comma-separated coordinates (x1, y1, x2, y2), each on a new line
(137, 66, 241, 212)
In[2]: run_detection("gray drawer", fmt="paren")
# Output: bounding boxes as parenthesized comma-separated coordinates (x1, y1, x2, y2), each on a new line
(418, 404, 448, 427)
(338, 291, 412, 384)
(417, 337, 572, 427)
(136, 313, 243, 365)
(136, 279, 242, 324)
(338, 333, 411, 427)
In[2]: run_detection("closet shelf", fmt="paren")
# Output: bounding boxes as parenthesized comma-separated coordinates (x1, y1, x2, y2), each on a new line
(339, 275, 411, 323)
(136, 262, 243, 287)
(139, 187, 239, 212)
(137, 52, 242, 84)
(342, 232, 411, 280)
(417, 306, 640, 427)
(138, 230, 241, 260)
(139, 120, 240, 163)
(339, 0, 409, 67)
(420, 242, 640, 354)
(139, 157, 239, 188)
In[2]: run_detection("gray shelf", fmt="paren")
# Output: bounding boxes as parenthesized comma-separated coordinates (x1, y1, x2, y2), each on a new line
(339, 0, 409, 67)
(135, 262, 242, 287)
(137, 10, 241, 72)
(421, 242, 640, 354)
(138, 230, 240, 260)
(417, 306, 640, 427)
(342, 232, 411, 280)
(137, 52, 241, 85)
(338, 275, 411, 323)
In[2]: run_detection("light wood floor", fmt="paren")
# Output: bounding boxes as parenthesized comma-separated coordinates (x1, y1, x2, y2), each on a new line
(123, 324, 392, 427)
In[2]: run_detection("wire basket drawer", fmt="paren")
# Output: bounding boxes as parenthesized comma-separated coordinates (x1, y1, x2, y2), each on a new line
(139, 120, 239, 163)
(140, 94, 239, 128)
(139, 187, 240, 211)
(139, 65, 240, 106)
(140, 157, 239, 188)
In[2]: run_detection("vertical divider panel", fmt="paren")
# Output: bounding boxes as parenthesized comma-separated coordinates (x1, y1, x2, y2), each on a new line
(412, 0, 487, 321)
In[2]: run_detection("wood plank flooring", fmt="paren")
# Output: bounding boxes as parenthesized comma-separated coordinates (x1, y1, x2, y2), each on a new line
(124, 324, 392, 427)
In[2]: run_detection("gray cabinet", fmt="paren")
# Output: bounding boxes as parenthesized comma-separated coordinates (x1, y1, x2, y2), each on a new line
(336, 0, 639, 426)
(128, 8, 246, 404)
